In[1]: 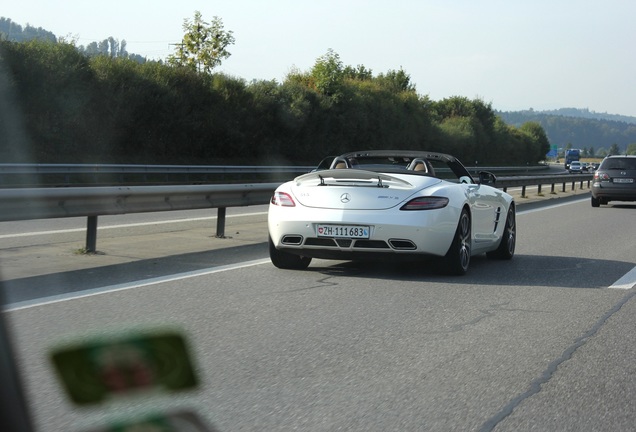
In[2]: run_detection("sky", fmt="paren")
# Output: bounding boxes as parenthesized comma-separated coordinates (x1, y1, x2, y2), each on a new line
(4, 0, 636, 117)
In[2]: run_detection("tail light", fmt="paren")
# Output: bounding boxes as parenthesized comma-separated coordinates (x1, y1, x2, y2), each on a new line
(400, 196, 449, 210)
(594, 172, 610, 181)
(271, 192, 296, 207)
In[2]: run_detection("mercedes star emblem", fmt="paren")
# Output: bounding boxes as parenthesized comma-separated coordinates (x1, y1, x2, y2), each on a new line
(340, 193, 351, 203)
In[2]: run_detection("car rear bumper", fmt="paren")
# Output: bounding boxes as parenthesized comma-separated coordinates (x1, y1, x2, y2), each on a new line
(591, 184, 636, 201)
(268, 206, 458, 257)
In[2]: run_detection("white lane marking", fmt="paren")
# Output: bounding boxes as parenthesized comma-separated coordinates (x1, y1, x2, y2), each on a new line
(4, 258, 272, 312)
(0, 212, 268, 239)
(516, 197, 588, 215)
(516, 198, 634, 290)
(609, 266, 636, 290)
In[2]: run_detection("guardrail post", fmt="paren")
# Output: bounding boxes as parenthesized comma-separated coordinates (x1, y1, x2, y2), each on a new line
(216, 207, 226, 238)
(550, 183, 556, 194)
(537, 184, 542, 195)
(521, 185, 527, 198)
(562, 182, 566, 192)
(86, 216, 98, 253)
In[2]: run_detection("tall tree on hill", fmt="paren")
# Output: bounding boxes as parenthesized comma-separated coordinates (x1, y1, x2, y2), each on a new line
(167, 11, 235, 74)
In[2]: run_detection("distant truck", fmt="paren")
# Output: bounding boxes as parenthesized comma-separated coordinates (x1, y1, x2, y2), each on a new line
(564, 149, 581, 169)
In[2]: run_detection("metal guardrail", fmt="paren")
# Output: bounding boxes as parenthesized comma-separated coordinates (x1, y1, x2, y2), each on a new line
(0, 172, 593, 252)
(0, 183, 279, 220)
(0, 163, 548, 187)
(0, 183, 280, 252)
(0, 164, 313, 174)
(0, 163, 547, 175)
(497, 173, 594, 196)
(0, 164, 315, 187)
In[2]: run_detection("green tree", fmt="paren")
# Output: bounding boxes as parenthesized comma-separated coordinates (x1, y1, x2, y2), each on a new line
(433, 96, 476, 119)
(0, 40, 99, 162)
(431, 97, 501, 162)
(519, 121, 550, 162)
(167, 11, 235, 73)
(375, 68, 415, 93)
(627, 143, 636, 155)
(437, 116, 477, 159)
(310, 49, 344, 99)
(608, 143, 620, 155)
(343, 64, 373, 81)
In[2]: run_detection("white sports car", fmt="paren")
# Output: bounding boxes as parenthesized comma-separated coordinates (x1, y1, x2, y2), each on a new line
(268, 150, 516, 275)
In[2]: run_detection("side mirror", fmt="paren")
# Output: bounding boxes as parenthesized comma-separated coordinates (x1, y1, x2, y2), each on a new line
(478, 171, 496, 185)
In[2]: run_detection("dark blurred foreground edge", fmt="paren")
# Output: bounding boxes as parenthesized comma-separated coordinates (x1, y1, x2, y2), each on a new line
(1, 287, 34, 432)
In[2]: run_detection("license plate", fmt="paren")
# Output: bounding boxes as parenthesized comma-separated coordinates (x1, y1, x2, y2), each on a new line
(613, 178, 634, 183)
(317, 224, 370, 238)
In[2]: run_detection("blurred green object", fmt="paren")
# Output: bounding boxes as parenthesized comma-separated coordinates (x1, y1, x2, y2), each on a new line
(50, 331, 198, 405)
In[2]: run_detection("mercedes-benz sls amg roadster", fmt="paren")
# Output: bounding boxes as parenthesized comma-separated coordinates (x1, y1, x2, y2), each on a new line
(268, 150, 516, 275)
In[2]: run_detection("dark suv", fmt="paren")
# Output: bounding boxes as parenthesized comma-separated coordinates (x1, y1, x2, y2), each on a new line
(591, 155, 636, 207)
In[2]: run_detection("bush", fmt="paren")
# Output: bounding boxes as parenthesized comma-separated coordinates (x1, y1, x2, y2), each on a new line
(0, 41, 550, 166)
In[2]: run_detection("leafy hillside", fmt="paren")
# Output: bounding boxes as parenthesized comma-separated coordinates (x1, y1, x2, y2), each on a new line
(532, 108, 636, 125)
(0, 17, 145, 62)
(498, 108, 636, 153)
(0, 17, 56, 42)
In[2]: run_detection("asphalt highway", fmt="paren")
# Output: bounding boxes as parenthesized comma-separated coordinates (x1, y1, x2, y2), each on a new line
(2, 190, 636, 431)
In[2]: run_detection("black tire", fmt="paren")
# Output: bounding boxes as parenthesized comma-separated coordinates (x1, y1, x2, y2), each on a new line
(487, 204, 516, 260)
(591, 196, 600, 207)
(269, 236, 311, 270)
(441, 209, 471, 275)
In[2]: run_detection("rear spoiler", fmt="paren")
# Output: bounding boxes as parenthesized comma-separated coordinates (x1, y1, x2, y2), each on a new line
(294, 169, 414, 188)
